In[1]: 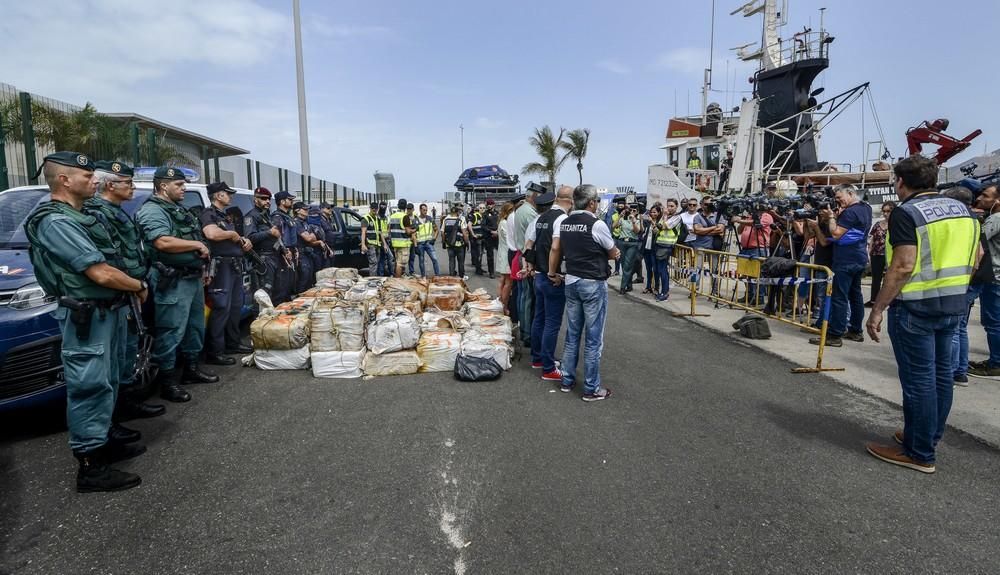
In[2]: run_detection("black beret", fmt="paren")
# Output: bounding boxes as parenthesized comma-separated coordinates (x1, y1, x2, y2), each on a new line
(94, 160, 133, 177)
(35, 151, 94, 178)
(153, 166, 186, 181)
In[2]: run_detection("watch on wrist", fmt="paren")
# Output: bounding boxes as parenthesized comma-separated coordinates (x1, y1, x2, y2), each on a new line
(138, 280, 149, 292)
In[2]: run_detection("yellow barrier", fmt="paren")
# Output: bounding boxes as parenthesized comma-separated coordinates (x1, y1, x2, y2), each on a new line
(666, 245, 843, 374)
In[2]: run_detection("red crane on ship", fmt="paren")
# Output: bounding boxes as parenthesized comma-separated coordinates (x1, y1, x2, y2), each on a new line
(905, 119, 982, 165)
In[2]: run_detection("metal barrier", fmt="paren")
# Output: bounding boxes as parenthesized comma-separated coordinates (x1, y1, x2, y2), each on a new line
(666, 245, 843, 374)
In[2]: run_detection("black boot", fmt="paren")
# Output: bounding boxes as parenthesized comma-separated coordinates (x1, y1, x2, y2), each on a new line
(157, 369, 191, 403)
(183, 363, 219, 385)
(204, 354, 236, 366)
(104, 439, 147, 463)
(224, 344, 253, 355)
(114, 391, 166, 421)
(108, 422, 142, 444)
(74, 448, 142, 493)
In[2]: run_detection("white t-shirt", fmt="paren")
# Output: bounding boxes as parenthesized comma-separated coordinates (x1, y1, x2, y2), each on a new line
(680, 211, 698, 243)
(565, 210, 615, 285)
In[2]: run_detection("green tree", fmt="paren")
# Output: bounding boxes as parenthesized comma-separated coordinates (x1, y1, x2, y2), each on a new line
(0, 98, 194, 166)
(560, 128, 590, 185)
(521, 125, 567, 187)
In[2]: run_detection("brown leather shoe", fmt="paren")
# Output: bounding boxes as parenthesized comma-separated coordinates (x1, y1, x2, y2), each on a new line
(865, 442, 935, 474)
(893, 429, 903, 445)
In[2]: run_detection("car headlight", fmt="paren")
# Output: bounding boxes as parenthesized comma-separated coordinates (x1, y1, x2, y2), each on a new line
(8, 282, 56, 310)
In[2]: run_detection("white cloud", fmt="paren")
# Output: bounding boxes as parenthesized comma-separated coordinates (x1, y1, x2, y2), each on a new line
(0, 0, 289, 100)
(596, 58, 631, 75)
(473, 117, 504, 129)
(656, 47, 711, 75)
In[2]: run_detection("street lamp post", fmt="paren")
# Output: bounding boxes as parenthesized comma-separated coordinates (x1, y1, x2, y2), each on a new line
(293, 0, 311, 183)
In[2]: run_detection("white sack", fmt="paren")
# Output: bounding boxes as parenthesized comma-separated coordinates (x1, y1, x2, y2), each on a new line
(417, 331, 462, 373)
(311, 349, 366, 379)
(254, 345, 311, 370)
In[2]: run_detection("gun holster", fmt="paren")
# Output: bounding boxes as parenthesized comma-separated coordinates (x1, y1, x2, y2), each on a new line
(58, 297, 95, 341)
(153, 262, 179, 292)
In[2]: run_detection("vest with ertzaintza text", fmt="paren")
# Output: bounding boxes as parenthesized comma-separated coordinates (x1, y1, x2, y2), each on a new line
(560, 212, 610, 280)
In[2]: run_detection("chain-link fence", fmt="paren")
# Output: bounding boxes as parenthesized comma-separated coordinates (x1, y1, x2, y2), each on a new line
(0, 83, 382, 206)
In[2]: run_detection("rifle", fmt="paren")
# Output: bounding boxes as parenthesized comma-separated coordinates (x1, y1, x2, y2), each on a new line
(246, 248, 269, 276)
(129, 293, 155, 387)
(274, 237, 296, 272)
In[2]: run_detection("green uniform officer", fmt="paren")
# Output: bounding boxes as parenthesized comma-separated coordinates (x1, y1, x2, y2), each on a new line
(25, 152, 148, 493)
(135, 167, 216, 403)
(84, 161, 166, 442)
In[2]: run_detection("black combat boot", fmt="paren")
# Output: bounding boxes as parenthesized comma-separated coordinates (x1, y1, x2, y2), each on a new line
(157, 369, 192, 403)
(224, 344, 253, 355)
(182, 363, 220, 385)
(74, 447, 142, 493)
(108, 422, 142, 444)
(204, 353, 236, 366)
(114, 389, 166, 421)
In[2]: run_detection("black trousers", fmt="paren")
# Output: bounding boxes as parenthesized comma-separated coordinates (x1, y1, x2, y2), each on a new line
(296, 250, 316, 295)
(206, 259, 244, 355)
(273, 253, 295, 304)
(448, 246, 466, 277)
(470, 236, 483, 272)
(482, 238, 496, 275)
(869, 253, 886, 302)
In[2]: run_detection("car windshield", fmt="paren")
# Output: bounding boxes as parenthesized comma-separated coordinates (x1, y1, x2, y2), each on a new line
(0, 189, 50, 249)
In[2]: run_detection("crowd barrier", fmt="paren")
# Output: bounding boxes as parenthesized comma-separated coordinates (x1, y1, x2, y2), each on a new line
(662, 245, 843, 374)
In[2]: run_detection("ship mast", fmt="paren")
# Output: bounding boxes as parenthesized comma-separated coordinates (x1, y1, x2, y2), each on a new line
(730, 0, 786, 71)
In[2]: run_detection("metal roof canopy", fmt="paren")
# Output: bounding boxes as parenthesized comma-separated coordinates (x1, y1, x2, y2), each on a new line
(105, 113, 249, 158)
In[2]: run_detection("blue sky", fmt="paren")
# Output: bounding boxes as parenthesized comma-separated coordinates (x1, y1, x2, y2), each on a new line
(1, 0, 996, 201)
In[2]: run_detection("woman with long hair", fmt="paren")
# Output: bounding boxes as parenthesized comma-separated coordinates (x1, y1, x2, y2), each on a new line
(640, 203, 664, 295)
(496, 201, 516, 315)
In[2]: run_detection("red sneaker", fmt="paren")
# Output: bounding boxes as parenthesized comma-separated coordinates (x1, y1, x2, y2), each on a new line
(530, 361, 543, 369)
(541, 370, 563, 381)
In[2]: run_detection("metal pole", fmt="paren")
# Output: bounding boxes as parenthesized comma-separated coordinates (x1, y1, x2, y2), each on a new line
(19, 93, 37, 185)
(130, 122, 140, 167)
(293, 0, 311, 182)
(0, 118, 8, 190)
(460, 124, 464, 171)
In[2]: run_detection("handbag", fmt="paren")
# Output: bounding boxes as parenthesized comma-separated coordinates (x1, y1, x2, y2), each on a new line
(454, 355, 503, 381)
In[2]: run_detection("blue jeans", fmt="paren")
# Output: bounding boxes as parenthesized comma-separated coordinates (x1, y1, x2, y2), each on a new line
(413, 241, 441, 276)
(739, 247, 768, 303)
(829, 261, 866, 336)
(655, 256, 670, 297)
(530, 274, 566, 372)
(643, 249, 658, 292)
(978, 282, 1000, 367)
(951, 285, 982, 377)
(561, 279, 609, 394)
(887, 305, 961, 464)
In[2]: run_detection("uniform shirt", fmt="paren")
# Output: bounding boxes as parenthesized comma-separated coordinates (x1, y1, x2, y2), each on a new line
(832, 202, 872, 267)
(273, 209, 299, 249)
(618, 214, 640, 241)
(200, 206, 243, 257)
(513, 202, 538, 251)
(245, 207, 277, 252)
(561, 211, 615, 285)
(135, 200, 176, 245)
(36, 213, 106, 275)
(483, 208, 499, 239)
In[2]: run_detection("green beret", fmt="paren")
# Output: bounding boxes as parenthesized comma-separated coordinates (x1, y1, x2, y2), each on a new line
(153, 166, 186, 181)
(34, 151, 94, 178)
(94, 160, 134, 177)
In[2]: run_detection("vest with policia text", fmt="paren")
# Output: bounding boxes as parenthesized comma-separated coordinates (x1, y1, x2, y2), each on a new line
(388, 211, 409, 248)
(416, 216, 435, 243)
(886, 191, 979, 317)
(443, 215, 464, 248)
(364, 213, 382, 246)
(24, 201, 120, 300)
(532, 207, 564, 274)
(83, 196, 148, 280)
(560, 212, 610, 280)
(137, 195, 205, 268)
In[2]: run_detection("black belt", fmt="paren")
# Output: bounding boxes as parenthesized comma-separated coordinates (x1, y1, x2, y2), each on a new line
(77, 295, 128, 310)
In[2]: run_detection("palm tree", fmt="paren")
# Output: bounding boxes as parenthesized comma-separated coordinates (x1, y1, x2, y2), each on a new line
(521, 125, 567, 188)
(0, 98, 195, 166)
(560, 128, 590, 185)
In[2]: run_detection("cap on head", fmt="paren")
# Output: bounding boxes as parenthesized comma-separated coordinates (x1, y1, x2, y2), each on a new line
(406, 203, 414, 210)
(254, 186, 272, 199)
(36, 151, 94, 178)
(206, 181, 236, 195)
(308, 204, 321, 215)
(94, 160, 134, 178)
(153, 166, 186, 181)
(535, 191, 556, 206)
(274, 191, 296, 202)
(397, 198, 407, 210)
(292, 201, 307, 211)
(958, 178, 983, 196)
(509, 194, 525, 204)
(320, 202, 332, 209)
(485, 198, 495, 205)
(370, 202, 379, 209)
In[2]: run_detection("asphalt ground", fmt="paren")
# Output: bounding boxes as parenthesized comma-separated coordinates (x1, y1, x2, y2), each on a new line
(2, 262, 1000, 575)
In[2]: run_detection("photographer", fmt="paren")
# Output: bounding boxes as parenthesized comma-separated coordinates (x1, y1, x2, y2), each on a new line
(692, 197, 727, 295)
(731, 206, 774, 305)
(613, 204, 643, 294)
(809, 184, 872, 347)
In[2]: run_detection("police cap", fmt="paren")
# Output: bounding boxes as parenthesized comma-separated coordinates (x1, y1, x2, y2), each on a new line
(153, 166, 186, 181)
(535, 191, 556, 205)
(206, 181, 236, 195)
(275, 191, 296, 202)
(292, 201, 307, 211)
(94, 160, 134, 177)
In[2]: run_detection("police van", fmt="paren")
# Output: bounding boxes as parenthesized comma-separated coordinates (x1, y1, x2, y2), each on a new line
(0, 168, 258, 412)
